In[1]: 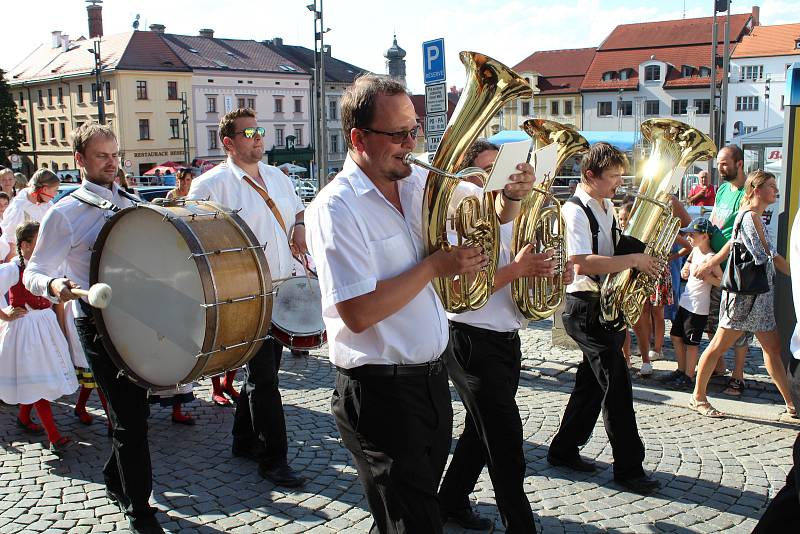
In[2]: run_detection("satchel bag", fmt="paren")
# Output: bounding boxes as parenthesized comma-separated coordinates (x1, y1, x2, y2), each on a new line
(720, 211, 769, 296)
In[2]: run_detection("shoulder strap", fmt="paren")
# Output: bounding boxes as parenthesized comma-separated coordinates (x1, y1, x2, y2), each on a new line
(242, 175, 288, 236)
(732, 209, 751, 240)
(567, 195, 601, 283)
(71, 187, 123, 213)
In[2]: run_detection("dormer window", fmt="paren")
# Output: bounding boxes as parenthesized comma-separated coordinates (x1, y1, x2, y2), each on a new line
(699, 66, 712, 77)
(619, 69, 632, 80)
(644, 65, 661, 82)
(602, 71, 616, 81)
(681, 65, 695, 77)
(795, 38, 800, 49)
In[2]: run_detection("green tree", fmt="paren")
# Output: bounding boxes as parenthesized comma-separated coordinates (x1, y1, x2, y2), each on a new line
(0, 69, 21, 167)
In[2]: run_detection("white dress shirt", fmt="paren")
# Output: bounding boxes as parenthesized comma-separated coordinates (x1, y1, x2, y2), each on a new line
(188, 157, 304, 280)
(2, 188, 53, 244)
(563, 185, 617, 293)
(305, 155, 449, 368)
(790, 210, 800, 361)
(23, 180, 136, 316)
(0, 261, 19, 309)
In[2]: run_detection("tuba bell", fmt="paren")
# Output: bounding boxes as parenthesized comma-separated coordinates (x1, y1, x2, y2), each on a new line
(510, 119, 588, 320)
(600, 118, 716, 329)
(405, 52, 532, 313)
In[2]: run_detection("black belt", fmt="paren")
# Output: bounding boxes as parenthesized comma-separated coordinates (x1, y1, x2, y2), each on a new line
(337, 359, 444, 378)
(449, 320, 518, 341)
(567, 291, 600, 301)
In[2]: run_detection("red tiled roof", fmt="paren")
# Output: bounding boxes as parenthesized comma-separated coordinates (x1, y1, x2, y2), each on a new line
(732, 23, 800, 58)
(117, 32, 190, 72)
(161, 34, 305, 74)
(600, 13, 753, 50)
(538, 75, 586, 94)
(513, 48, 596, 77)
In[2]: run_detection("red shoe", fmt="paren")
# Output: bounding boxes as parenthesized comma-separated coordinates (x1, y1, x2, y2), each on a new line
(212, 393, 230, 406)
(223, 387, 239, 402)
(171, 413, 195, 426)
(16, 417, 44, 435)
(49, 436, 74, 457)
(74, 408, 93, 425)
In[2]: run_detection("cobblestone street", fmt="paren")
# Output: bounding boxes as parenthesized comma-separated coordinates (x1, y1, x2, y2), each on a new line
(1, 322, 798, 533)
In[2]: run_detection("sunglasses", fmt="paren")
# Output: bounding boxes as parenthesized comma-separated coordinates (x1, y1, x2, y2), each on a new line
(359, 125, 420, 144)
(234, 127, 266, 139)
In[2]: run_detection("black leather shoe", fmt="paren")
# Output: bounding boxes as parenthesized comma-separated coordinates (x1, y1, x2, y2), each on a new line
(547, 453, 596, 472)
(614, 473, 661, 495)
(232, 440, 265, 461)
(258, 463, 306, 488)
(128, 514, 165, 534)
(443, 506, 493, 530)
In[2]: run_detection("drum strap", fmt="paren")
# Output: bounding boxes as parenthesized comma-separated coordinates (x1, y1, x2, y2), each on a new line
(242, 175, 288, 236)
(71, 187, 141, 212)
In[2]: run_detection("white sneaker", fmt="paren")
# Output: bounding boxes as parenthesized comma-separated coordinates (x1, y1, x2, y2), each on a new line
(649, 350, 663, 361)
(639, 362, 653, 376)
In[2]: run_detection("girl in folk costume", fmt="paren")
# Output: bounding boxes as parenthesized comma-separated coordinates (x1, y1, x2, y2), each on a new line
(0, 222, 78, 455)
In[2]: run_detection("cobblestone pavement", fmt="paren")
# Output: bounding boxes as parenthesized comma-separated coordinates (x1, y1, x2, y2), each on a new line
(1, 322, 797, 533)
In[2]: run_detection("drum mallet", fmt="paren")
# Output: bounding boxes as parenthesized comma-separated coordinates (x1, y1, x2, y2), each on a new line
(70, 283, 113, 309)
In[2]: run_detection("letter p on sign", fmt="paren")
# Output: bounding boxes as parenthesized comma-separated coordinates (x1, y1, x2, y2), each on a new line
(422, 39, 446, 84)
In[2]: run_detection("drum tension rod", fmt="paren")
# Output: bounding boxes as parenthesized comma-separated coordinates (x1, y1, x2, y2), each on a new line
(186, 245, 266, 260)
(195, 335, 271, 358)
(199, 291, 275, 308)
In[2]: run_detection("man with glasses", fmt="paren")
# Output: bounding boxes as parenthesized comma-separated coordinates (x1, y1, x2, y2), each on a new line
(189, 108, 306, 488)
(305, 75, 534, 532)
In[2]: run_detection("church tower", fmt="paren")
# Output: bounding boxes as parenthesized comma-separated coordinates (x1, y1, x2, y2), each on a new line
(384, 33, 407, 87)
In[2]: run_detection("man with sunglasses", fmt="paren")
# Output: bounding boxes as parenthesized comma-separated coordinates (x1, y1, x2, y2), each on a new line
(305, 75, 534, 533)
(189, 108, 306, 488)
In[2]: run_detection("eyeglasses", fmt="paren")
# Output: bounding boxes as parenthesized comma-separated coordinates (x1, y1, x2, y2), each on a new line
(359, 125, 420, 144)
(234, 127, 266, 139)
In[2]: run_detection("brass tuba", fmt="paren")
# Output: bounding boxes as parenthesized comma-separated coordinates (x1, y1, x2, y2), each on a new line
(600, 118, 716, 329)
(510, 119, 589, 320)
(406, 52, 532, 313)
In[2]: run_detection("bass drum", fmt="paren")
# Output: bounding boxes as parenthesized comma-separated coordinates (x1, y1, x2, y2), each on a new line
(90, 200, 272, 390)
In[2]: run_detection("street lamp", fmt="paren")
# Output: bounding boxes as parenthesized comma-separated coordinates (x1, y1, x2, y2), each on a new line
(307, 1, 330, 187)
(87, 40, 105, 124)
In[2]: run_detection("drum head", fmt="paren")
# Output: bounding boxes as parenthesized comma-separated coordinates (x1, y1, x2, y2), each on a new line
(93, 207, 207, 387)
(272, 277, 324, 336)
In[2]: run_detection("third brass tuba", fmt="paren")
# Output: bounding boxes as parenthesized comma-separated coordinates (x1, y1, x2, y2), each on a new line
(510, 119, 588, 319)
(600, 119, 716, 329)
(408, 52, 532, 313)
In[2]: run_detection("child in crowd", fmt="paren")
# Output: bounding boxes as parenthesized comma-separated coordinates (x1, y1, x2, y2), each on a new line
(662, 218, 722, 389)
(0, 222, 78, 455)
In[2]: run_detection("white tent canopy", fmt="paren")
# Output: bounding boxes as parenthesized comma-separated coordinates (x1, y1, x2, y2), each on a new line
(277, 163, 307, 173)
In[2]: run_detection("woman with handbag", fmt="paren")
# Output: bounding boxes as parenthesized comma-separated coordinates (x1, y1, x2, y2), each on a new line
(689, 170, 794, 417)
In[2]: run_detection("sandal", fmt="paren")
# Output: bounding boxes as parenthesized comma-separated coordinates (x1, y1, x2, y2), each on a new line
(786, 406, 798, 419)
(16, 417, 44, 434)
(722, 378, 745, 397)
(689, 398, 725, 418)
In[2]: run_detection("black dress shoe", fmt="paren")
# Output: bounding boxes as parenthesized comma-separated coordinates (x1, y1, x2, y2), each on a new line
(442, 506, 493, 530)
(258, 463, 306, 488)
(614, 473, 661, 495)
(128, 515, 165, 534)
(232, 440, 265, 461)
(547, 453, 596, 472)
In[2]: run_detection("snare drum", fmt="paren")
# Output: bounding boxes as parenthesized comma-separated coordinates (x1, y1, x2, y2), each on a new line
(90, 200, 272, 390)
(270, 276, 326, 350)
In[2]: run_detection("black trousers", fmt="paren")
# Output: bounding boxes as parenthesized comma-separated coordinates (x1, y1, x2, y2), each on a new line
(439, 322, 536, 533)
(75, 316, 156, 521)
(753, 358, 800, 532)
(332, 349, 454, 534)
(232, 337, 288, 468)
(549, 293, 646, 479)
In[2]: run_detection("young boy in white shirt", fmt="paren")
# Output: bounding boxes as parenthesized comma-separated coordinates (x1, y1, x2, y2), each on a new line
(665, 218, 722, 389)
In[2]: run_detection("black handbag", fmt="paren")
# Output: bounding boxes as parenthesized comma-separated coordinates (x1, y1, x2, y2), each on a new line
(720, 211, 770, 296)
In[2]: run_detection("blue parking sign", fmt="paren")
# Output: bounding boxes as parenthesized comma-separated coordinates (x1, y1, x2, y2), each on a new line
(422, 39, 446, 84)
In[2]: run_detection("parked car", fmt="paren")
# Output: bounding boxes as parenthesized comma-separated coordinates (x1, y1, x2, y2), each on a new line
(295, 181, 317, 201)
(55, 184, 173, 204)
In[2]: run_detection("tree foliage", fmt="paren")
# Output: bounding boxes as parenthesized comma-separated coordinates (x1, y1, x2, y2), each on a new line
(0, 70, 22, 166)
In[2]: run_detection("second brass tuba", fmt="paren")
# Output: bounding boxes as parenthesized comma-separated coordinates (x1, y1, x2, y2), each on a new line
(411, 52, 532, 313)
(510, 119, 588, 319)
(600, 118, 716, 329)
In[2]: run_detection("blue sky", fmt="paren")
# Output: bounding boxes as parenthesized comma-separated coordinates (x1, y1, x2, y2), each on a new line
(4, 0, 800, 94)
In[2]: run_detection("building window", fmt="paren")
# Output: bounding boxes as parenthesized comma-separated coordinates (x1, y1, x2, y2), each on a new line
(645, 100, 660, 115)
(47, 88, 53, 106)
(208, 129, 218, 149)
(136, 81, 148, 100)
(91, 83, 98, 103)
(247, 97, 256, 110)
(564, 100, 573, 115)
(521, 101, 530, 116)
(551, 100, 560, 115)
(237, 97, 246, 109)
(619, 69, 631, 80)
(740, 65, 764, 81)
(77, 85, 84, 104)
(294, 98, 302, 113)
(139, 119, 150, 140)
(619, 100, 632, 116)
(59, 122, 66, 139)
(330, 134, 339, 153)
(602, 71, 615, 82)
(57, 87, 64, 105)
(37, 90, 44, 107)
(275, 98, 283, 113)
(167, 81, 178, 100)
(644, 65, 661, 82)
(672, 99, 688, 115)
(294, 128, 302, 146)
(735, 96, 759, 111)
(104, 81, 111, 102)
(169, 118, 180, 139)
(743, 126, 758, 134)
(699, 66, 712, 77)
(207, 96, 217, 112)
(19, 124, 27, 143)
(597, 101, 612, 116)
(49, 123, 56, 140)
(681, 65, 694, 77)
(328, 100, 337, 119)
(40, 123, 46, 143)
(694, 99, 711, 115)
(275, 128, 284, 146)
(18, 92, 24, 108)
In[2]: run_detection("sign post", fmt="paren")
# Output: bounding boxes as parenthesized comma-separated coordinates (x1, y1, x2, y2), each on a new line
(422, 39, 446, 155)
